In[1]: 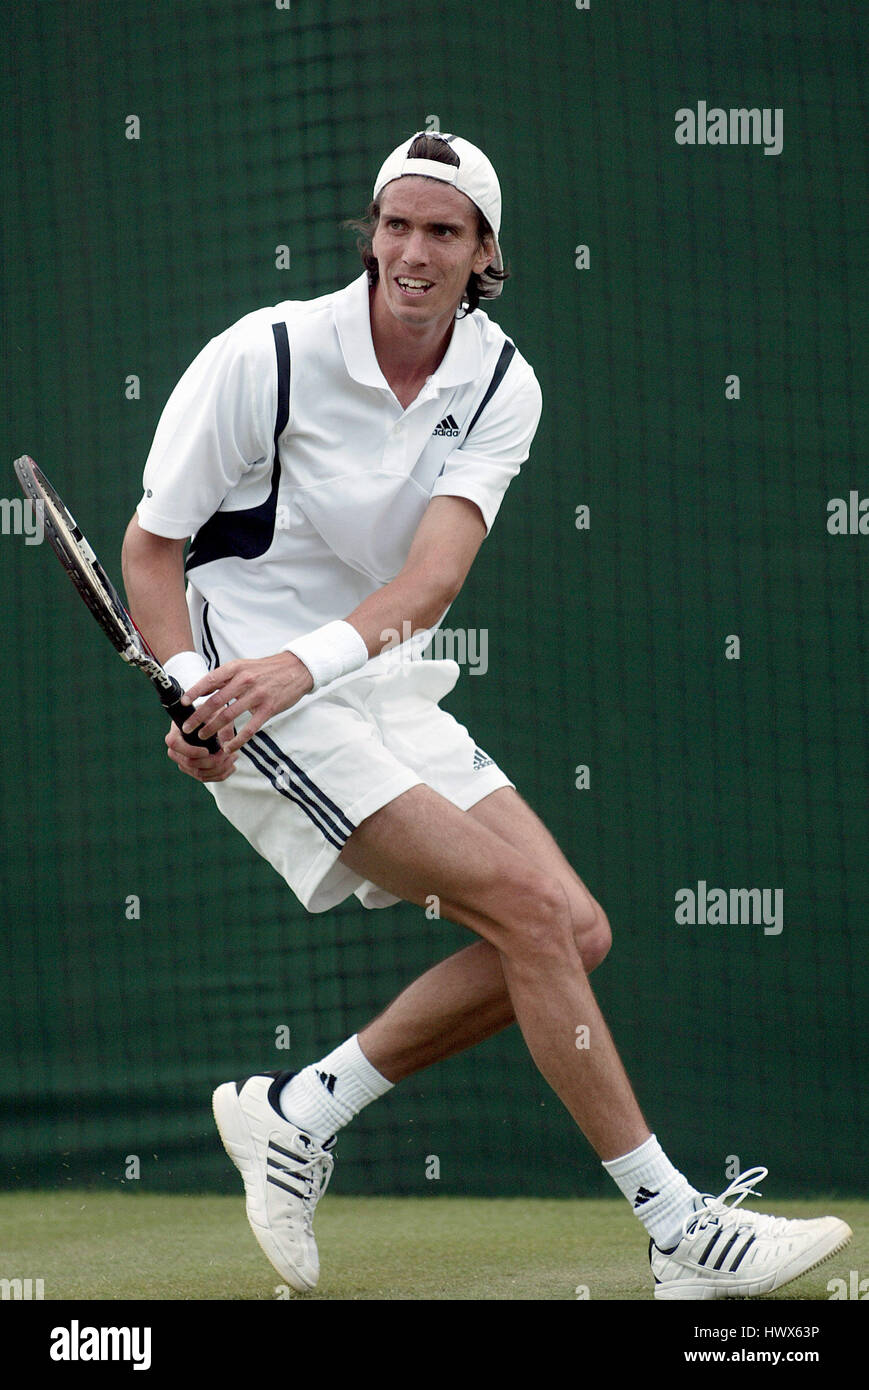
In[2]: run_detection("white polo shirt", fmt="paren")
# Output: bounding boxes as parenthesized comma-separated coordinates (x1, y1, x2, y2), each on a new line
(137, 272, 542, 704)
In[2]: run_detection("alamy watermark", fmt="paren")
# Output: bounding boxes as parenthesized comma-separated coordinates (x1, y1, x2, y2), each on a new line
(380, 620, 488, 676)
(0, 497, 44, 544)
(827, 491, 869, 534)
(50, 1322, 151, 1370)
(827, 1272, 868, 1299)
(675, 102, 783, 156)
(675, 881, 783, 936)
(1, 1277, 44, 1300)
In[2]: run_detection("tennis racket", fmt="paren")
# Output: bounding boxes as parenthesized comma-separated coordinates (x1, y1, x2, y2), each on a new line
(14, 455, 220, 753)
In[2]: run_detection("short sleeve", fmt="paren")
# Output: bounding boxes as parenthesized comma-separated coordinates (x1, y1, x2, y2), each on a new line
(136, 314, 278, 539)
(430, 360, 542, 534)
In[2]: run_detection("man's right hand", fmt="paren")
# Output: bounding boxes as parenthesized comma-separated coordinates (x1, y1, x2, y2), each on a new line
(165, 720, 238, 782)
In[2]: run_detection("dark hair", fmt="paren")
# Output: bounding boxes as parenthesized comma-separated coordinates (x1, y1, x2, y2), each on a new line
(345, 134, 510, 316)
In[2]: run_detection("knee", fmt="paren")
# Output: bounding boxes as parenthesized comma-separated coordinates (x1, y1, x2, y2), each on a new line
(572, 895, 612, 972)
(492, 873, 611, 973)
(500, 873, 577, 965)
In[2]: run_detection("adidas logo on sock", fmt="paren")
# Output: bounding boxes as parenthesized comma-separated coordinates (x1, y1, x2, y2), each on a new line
(316, 1070, 337, 1095)
(634, 1186, 660, 1207)
(433, 414, 461, 437)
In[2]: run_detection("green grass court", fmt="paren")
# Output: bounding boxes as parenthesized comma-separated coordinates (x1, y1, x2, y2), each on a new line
(1, 1194, 864, 1301)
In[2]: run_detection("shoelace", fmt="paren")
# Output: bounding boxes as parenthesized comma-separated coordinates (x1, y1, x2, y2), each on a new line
(283, 1149, 334, 1232)
(682, 1165, 779, 1240)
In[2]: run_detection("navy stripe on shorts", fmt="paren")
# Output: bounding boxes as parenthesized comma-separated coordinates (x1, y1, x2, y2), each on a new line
(242, 731, 356, 850)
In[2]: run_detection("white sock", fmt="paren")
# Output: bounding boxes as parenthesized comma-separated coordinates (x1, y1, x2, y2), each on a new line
(602, 1134, 699, 1249)
(278, 1035, 394, 1144)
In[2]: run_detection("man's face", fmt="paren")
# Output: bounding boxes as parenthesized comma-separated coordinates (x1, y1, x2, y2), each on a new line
(371, 176, 495, 330)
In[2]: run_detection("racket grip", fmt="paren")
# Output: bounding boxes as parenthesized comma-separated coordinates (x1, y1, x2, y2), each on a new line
(159, 682, 222, 755)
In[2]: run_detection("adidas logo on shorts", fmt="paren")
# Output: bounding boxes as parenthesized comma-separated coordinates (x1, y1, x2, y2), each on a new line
(473, 747, 494, 771)
(433, 414, 461, 437)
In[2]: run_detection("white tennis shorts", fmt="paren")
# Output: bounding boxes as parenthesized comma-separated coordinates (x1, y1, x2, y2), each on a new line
(205, 658, 513, 912)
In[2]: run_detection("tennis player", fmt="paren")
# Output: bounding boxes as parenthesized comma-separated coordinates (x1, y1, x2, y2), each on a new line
(122, 131, 850, 1300)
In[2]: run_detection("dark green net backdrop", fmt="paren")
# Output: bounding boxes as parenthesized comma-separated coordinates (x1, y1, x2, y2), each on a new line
(1, 1, 865, 1198)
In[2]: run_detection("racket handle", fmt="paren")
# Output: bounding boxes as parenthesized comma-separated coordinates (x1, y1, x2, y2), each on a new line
(159, 680, 222, 754)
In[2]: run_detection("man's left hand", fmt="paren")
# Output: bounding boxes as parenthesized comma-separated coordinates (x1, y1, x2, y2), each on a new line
(181, 652, 315, 753)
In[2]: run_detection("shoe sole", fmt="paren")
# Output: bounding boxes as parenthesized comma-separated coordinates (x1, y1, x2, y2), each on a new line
(654, 1221, 853, 1300)
(212, 1081, 317, 1293)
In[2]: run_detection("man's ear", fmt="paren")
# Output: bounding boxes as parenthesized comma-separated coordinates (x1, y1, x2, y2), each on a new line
(472, 233, 496, 276)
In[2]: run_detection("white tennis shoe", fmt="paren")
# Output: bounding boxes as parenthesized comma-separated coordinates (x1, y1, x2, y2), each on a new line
(651, 1166, 852, 1300)
(212, 1071, 335, 1292)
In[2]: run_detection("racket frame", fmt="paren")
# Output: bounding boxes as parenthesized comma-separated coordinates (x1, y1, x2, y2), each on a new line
(14, 455, 220, 753)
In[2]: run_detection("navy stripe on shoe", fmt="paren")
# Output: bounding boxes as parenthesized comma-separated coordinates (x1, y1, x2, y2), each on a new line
(268, 1157, 308, 1180)
(728, 1234, 756, 1271)
(269, 1140, 306, 1162)
(242, 741, 350, 850)
(713, 1231, 741, 1270)
(697, 1227, 723, 1266)
(267, 1173, 307, 1199)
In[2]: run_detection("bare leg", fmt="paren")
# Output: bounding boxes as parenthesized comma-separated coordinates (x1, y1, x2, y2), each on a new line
(355, 941, 512, 1078)
(340, 784, 650, 1160)
(352, 787, 611, 1079)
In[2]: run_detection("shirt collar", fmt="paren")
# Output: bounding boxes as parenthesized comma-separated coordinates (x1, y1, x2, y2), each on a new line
(334, 273, 485, 391)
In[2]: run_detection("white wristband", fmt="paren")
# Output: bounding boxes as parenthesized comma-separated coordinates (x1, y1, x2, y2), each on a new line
(283, 620, 369, 691)
(163, 650, 210, 705)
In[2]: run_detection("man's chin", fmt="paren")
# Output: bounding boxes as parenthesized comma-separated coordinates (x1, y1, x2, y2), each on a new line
(385, 285, 453, 326)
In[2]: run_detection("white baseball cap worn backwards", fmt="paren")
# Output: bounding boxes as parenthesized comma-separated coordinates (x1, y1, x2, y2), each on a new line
(372, 131, 504, 298)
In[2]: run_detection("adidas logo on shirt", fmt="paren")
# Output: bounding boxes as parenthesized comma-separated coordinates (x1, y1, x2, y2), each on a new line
(433, 414, 461, 437)
(472, 747, 494, 771)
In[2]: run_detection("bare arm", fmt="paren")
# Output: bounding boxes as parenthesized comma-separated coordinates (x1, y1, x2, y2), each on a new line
(121, 516, 194, 663)
(340, 494, 487, 652)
